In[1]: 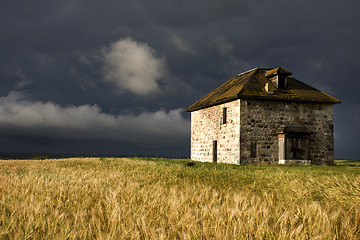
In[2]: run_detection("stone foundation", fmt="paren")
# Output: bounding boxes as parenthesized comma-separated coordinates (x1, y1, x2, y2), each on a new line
(279, 159, 311, 164)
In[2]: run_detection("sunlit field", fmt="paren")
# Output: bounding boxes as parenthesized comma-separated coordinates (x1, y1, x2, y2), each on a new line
(0, 157, 359, 239)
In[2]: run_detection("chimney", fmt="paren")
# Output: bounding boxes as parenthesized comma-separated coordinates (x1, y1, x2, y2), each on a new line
(265, 67, 292, 89)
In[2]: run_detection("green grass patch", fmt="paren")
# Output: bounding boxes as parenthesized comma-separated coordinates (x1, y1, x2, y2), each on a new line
(335, 159, 360, 166)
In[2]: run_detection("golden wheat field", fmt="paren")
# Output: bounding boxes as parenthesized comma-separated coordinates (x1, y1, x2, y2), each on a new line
(0, 157, 359, 239)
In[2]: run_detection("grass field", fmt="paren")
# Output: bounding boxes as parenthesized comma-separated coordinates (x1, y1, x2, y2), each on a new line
(0, 157, 359, 239)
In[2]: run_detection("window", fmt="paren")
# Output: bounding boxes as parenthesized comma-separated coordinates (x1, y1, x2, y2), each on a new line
(278, 76, 287, 89)
(251, 142, 257, 158)
(222, 107, 227, 124)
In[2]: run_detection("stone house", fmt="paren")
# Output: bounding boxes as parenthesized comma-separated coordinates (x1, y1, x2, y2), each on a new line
(186, 67, 341, 165)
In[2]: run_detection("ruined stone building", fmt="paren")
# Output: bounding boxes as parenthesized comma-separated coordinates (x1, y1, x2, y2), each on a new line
(186, 67, 341, 165)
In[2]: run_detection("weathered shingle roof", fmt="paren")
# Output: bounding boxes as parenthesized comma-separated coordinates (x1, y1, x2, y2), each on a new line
(186, 67, 341, 112)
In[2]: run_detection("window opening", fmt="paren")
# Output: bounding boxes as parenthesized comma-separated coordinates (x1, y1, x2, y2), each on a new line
(278, 76, 287, 89)
(222, 107, 227, 124)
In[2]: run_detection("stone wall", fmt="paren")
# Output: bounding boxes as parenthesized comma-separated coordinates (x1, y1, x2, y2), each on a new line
(190, 100, 240, 164)
(191, 98, 335, 165)
(239, 99, 334, 164)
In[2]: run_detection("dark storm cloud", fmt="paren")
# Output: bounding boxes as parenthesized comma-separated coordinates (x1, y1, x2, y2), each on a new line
(0, 92, 189, 143)
(0, 0, 359, 157)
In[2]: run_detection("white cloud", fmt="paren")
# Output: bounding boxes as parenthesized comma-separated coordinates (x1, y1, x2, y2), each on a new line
(169, 35, 196, 54)
(0, 92, 190, 145)
(101, 38, 166, 96)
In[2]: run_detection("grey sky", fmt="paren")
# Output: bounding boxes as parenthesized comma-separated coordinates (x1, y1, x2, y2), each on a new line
(0, 0, 359, 158)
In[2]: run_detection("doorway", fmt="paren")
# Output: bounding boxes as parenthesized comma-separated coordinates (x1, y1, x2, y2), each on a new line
(278, 125, 314, 164)
(213, 140, 217, 162)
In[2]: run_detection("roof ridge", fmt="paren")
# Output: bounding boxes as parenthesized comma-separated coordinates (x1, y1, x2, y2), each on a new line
(198, 68, 258, 99)
(237, 67, 258, 76)
(186, 69, 258, 112)
(236, 68, 260, 97)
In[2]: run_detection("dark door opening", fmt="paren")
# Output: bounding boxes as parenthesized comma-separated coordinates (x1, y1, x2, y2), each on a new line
(286, 137, 309, 160)
(213, 140, 217, 162)
(277, 125, 314, 164)
(251, 142, 257, 158)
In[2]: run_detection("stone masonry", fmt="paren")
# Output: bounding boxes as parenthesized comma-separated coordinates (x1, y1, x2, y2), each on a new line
(190, 99, 334, 165)
(191, 100, 240, 164)
(188, 67, 340, 165)
(239, 99, 334, 165)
